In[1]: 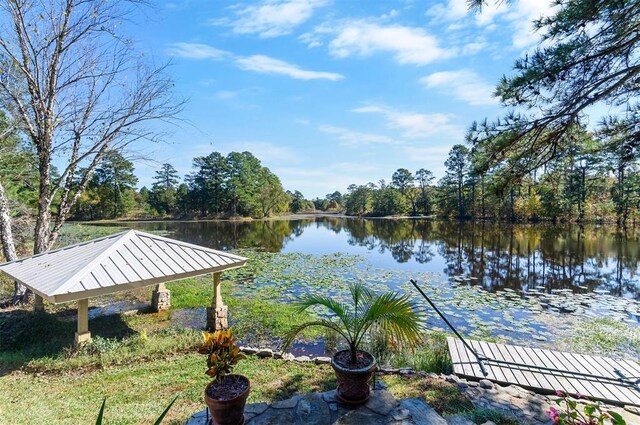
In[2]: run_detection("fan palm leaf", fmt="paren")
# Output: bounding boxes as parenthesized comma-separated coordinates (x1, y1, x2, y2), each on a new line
(283, 282, 425, 365)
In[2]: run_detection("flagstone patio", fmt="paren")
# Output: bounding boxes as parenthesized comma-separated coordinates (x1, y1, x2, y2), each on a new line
(186, 389, 451, 425)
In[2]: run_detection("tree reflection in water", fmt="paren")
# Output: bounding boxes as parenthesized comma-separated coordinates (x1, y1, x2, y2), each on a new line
(117, 218, 639, 299)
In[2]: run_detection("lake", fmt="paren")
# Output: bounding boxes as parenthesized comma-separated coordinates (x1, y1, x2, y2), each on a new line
(102, 216, 640, 354)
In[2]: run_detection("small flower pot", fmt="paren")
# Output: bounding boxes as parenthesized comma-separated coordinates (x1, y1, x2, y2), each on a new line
(331, 349, 377, 405)
(204, 374, 250, 425)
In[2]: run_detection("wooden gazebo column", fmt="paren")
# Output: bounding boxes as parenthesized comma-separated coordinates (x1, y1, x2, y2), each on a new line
(207, 272, 228, 331)
(75, 298, 91, 345)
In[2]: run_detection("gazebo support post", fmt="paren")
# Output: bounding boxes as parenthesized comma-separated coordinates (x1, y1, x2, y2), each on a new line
(33, 294, 45, 312)
(152, 283, 171, 312)
(207, 272, 228, 331)
(75, 298, 91, 345)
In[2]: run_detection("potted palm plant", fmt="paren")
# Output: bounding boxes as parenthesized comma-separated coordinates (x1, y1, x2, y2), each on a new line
(199, 329, 249, 425)
(283, 282, 424, 405)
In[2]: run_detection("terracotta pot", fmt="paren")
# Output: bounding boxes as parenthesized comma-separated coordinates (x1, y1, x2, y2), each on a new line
(331, 349, 377, 405)
(204, 374, 250, 425)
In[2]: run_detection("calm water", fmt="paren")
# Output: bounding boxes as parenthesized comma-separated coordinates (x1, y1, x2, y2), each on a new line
(113, 217, 640, 299)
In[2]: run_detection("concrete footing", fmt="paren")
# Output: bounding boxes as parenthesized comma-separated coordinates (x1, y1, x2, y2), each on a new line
(75, 331, 92, 344)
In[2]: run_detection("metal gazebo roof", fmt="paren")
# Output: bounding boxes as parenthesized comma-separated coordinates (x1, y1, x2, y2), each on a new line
(0, 229, 247, 303)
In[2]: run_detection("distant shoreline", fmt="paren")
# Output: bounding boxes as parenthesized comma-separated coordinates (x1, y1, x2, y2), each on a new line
(70, 212, 444, 225)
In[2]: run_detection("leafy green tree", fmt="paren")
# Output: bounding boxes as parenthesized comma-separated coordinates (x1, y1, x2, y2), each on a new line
(226, 152, 264, 216)
(313, 198, 330, 211)
(75, 151, 138, 219)
(601, 124, 640, 225)
(186, 151, 289, 218)
(326, 191, 343, 208)
(175, 183, 189, 216)
(256, 170, 290, 218)
(444, 145, 470, 218)
(153, 164, 180, 190)
(187, 152, 229, 215)
(372, 184, 407, 216)
(0, 111, 36, 302)
(290, 190, 313, 213)
(344, 184, 374, 215)
(149, 164, 180, 216)
(391, 168, 417, 215)
(415, 169, 434, 215)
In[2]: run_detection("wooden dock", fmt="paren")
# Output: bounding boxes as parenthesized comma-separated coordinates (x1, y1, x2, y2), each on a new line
(447, 337, 640, 407)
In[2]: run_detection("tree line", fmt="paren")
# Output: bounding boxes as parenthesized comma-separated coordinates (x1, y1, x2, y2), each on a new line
(71, 150, 306, 220)
(63, 123, 640, 224)
(314, 126, 640, 224)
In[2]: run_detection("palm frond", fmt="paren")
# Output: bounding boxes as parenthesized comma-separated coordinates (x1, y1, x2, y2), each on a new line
(281, 319, 350, 354)
(284, 282, 425, 361)
(296, 293, 356, 333)
(357, 292, 425, 349)
(349, 282, 373, 311)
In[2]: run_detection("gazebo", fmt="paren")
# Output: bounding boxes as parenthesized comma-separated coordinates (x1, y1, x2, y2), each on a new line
(0, 229, 247, 344)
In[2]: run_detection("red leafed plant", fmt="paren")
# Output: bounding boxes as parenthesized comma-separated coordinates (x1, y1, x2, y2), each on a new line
(548, 390, 626, 425)
(199, 329, 245, 382)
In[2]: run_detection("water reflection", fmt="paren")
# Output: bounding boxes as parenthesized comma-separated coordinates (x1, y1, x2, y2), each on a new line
(114, 218, 640, 299)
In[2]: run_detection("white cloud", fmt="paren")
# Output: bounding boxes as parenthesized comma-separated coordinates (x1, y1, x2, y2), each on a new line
(352, 105, 462, 139)
(420, 69, 498, 106)
(426, 0, 469, 22)
(167, 43, 343, 82)
(462, 40, 488, 55)
(235, 55, 344, 81)
(214, 86, 263, 100)
(426, 0, 557, 49)
(474, 1, 508, 26)
(318, 124, 402, 147)
(505, 0, 557, 49)
(305, 19, 453, 65)
(216, 0, 329, 38)
(166, 43, 229, 59)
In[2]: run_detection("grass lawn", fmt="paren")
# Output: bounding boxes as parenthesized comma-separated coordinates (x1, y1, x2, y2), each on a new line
(0, 354, 336, 424)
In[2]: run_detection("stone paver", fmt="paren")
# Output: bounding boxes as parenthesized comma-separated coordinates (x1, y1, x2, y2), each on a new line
(186, 376, 640, 425)
(186, 390, 448, 425)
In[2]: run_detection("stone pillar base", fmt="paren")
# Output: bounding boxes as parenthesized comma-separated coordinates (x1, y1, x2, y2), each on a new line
(75, 331, 92, 345)
(34, 294, 45, 312)
(207, 305, 228, 331)
(152, 289, 171, 312)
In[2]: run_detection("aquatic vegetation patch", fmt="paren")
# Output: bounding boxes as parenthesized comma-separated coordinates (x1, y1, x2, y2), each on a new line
(566, 318, 640, 357)
(222, 249, 639, 357)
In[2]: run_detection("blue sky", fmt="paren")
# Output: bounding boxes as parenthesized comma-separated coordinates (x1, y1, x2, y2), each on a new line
(130, 0, 557, 198)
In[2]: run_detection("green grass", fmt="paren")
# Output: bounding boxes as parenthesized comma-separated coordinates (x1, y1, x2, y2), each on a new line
(0, 354, 336, 425)
(368, 330, 453, 374)
(167, 275, 324, 344)
(0, 286, 323, 374)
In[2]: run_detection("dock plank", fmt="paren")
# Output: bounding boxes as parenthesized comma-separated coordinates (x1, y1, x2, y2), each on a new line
(447, 337, 640, 407)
